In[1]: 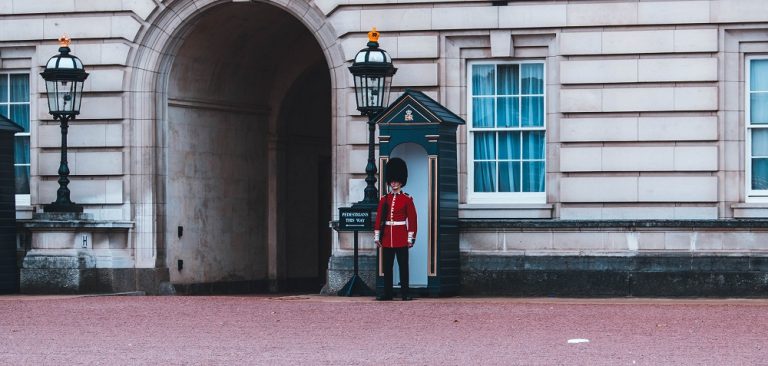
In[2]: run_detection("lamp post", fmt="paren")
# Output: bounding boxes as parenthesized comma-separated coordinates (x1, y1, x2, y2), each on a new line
(336, 28, 396, 297)
(349, 27, 397, 210)
(40, 36, 89, 213)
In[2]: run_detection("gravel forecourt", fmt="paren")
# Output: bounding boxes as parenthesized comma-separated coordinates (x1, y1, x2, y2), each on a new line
(1, 295, 767, 365)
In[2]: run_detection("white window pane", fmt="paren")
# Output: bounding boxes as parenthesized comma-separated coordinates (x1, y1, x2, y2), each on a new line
(474, 162, 496, 192)
(0, 74, 7, 102)
(472, 65, 495, 96)
(523, 131, 545, 160)
(474, 132, 496, 160)
(3, 73, 31, 200)
(753, 158, 768, 190)
(498, 161, 520, 192)
(498, 64, 519, 95)
(496, 97, 519, 127)
(498, 131, 521, 160)
(753, 129, 768, 156)
(472, 97, 494, 128)
(522, 64, 544, 94)
(521, 96, 544, 127)
(10, 74, 29, 103)
(14, 166, 30, 195)
(522, 161, 545, 192)
(751, 60, 768, 92)
(14, 136, 29, 164)
(10, 104, 29, 131)
(751, 93, 768, 124)
(468, 62, 546, 201)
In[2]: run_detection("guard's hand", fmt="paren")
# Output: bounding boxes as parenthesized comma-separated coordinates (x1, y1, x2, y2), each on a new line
(375, 240, 381, 248)
(408, 240, 414, 248)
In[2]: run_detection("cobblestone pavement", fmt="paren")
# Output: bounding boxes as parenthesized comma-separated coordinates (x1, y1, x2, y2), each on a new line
(1, 294, 767, 365)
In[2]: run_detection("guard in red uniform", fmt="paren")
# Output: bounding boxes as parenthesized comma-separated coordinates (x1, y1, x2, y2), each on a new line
(374, 158, 417, 301)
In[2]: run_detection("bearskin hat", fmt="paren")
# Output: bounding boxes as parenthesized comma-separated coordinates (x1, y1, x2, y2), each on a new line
(385, 157, 408, 187)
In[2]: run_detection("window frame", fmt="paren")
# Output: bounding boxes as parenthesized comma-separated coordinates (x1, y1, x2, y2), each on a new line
(746, 56, 768, 202)
(466, 60, 547, 204)
(0, 71, 32, 206)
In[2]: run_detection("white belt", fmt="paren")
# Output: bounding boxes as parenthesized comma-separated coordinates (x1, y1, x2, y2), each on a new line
(385, 220, 407, 226)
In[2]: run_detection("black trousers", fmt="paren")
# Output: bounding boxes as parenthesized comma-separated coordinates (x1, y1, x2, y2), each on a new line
(381, 247, 409, 297)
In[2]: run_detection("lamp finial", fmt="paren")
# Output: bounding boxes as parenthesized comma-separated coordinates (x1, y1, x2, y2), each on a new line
(368, 27, 379, 43)
(58, 36, 71, 48)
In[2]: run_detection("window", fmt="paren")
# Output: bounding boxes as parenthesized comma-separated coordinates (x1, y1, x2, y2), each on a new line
(0, 73, 31, 205)
(747, 58, 768, 201)
(468, 61, 546, 203)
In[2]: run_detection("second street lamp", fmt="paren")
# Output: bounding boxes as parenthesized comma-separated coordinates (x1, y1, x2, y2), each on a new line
(40, 36, 89, 213)
(349, 27, 397, 209)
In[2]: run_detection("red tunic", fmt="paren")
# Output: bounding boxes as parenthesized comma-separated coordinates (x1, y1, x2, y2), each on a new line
(374, 191, 417, 248)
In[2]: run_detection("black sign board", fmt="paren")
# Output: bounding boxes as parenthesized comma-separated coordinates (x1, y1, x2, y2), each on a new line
(338, 207, 373, 231)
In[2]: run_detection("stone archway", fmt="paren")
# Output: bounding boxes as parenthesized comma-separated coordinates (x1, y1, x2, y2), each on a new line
(127, 0, 343, 293)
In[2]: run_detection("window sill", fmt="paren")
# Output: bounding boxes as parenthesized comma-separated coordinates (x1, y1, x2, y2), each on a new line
(459, 203, 553, 219)
(732, 203, 768, 218)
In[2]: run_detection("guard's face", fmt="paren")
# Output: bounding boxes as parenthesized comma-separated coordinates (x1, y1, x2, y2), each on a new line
(389, 181, 402, 190)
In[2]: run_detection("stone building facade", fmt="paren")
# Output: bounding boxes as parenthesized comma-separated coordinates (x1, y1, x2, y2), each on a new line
(3, 0, 768, 295)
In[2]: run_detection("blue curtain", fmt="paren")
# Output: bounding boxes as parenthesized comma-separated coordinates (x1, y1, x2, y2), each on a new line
(10, 74, 30, 131)
(523, 131, 545, 160)
(14, 136, 30, 194)
(13, 136, 28, 164)
(751, 60, 768, 91)
(0, 74, 7, 104)
(474, 132, 495, 192)
(754, 159, 768, 190)
(496, 97, 519, 127)
(472, 65, 495, 128)
(10, 104, 29, 132)
(499, 132, 521, 160)
(751, 61, 768, 124)
(498, 132, 520, 192)
(522, 96, 544, 127)
(523, 131, 545, 192)
(498, 162, 520, 192)
(473, 97, 494, 128)
(472, 65, 495, 95)
(10, 74, 29, 102)
(751, 61, 768, 189)
(498, 64, 519, 95)
(751, 94, 768, 124)
(14, 166, 30, 195)
(472, 64, 546, 194)
(7, 74, 31, 194)
(522, 64, 544, 94)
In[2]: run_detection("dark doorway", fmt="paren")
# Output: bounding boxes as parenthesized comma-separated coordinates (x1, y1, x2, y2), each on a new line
(164, 2, 332, 293)
(281, 62, 332, 292)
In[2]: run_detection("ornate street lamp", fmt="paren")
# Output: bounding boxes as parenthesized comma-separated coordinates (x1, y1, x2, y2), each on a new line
(349, 27, 397, 209)
(40, 36, 89, 213)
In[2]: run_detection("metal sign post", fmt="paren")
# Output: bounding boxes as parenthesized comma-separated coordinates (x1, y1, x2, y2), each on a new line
(337, 207, 375, 296)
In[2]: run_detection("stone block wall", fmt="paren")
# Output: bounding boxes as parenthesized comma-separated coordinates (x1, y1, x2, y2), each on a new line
(4, 0, 768, 294)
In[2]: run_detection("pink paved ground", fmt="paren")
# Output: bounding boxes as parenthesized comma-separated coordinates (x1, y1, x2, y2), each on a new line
(1, 295, 767, 365)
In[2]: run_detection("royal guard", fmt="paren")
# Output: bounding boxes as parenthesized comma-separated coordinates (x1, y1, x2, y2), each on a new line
(374, 158, 417, 301)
